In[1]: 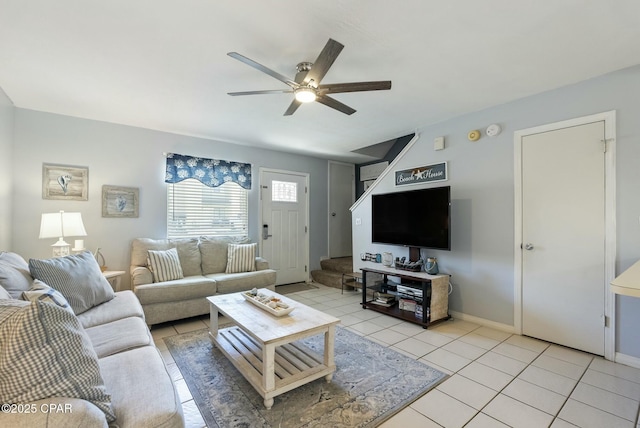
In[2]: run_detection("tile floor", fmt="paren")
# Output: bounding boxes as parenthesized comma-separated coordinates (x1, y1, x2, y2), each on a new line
(151, 284, 640, 428)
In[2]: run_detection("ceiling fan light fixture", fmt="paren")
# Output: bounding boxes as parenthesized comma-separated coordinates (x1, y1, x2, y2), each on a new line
(294, 87, 316, 103)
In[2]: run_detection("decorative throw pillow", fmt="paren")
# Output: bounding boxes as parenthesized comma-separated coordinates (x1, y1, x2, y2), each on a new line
(0, 299, 115, 422)
(225, 243, 257, 274)
(0, 251, 34, 299)
(22, 279, 74, 314)
(147, 248, 184, 283)
(0, 284, 11, 300)
(28, 251, 115, 315)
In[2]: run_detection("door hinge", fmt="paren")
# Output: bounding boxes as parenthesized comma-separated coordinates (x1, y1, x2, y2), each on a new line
(601, 138, 614, 153)
(602, 314, 608, 328)
(305, 225, 308, 233)
(305, 265, 307, 272)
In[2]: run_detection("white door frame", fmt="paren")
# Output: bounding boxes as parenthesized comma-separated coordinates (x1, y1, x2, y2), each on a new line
(513, 110, 616, 361)
(258, 167, 310, 282)
(327, 160, 355, 258)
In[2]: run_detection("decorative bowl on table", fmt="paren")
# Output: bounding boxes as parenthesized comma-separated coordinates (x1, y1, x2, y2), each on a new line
(242, 291, 295, 317)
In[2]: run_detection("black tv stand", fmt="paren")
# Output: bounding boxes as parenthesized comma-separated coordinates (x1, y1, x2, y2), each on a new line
(360, 264, 450, 328)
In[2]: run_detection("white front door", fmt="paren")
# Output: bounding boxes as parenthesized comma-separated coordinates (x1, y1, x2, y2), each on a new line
(328, 161, 354, 258)
(260, 170, 308, 285)
(520, 120, 607, 355)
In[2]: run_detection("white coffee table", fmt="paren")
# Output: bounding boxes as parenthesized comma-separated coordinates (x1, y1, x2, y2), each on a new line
(207, 290, 340, 409)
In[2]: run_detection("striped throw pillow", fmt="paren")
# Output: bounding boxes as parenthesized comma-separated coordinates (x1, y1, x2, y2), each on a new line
(147, 248, 184, 283)
(28, 251, 115, 315)
(225, 243, 257, 273)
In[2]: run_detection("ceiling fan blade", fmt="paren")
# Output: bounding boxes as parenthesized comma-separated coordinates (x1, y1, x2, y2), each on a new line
(317, 80, 392, 94)
(227, 52, 297, 87)
(283, 99, 302, 116)
(303, 39, 344, 86)
(228, 89, 293, 96)
(315, 95, 356, 115)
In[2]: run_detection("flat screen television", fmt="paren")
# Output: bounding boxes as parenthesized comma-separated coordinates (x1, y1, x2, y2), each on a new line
(372, 186, 450, 250)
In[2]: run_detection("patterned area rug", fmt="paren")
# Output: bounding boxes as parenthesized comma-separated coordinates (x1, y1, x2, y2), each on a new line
(165, 327, 447, 428)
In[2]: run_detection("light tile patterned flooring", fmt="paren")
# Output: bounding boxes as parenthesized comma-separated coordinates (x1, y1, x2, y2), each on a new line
(152, 284, 640, 428)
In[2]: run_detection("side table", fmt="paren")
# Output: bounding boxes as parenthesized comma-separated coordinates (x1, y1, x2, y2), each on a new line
(103, 270, 126, 292)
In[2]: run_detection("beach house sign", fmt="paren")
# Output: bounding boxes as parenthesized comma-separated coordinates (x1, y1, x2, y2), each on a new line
(395, 162, 447, 186)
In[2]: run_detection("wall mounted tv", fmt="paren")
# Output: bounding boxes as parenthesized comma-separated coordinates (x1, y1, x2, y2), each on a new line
(372, 185, 451, 251)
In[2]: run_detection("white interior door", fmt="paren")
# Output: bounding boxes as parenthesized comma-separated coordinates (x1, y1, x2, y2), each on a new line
(328, 161, 354, 258)
(520, 121, 606, 355)
(260, 170, 308, 285)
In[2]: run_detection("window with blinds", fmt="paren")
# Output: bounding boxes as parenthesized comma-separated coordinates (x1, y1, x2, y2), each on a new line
(167, 179, 248, 238)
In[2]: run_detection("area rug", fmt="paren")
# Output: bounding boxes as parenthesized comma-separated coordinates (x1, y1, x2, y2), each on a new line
(165, 327, 447, 428)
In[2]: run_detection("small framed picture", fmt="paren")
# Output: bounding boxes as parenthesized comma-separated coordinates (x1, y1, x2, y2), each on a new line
(42, 163, 89, 200)
(102, 185, 139, 218)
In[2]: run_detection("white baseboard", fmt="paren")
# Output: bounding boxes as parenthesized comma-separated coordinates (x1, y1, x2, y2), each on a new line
(448, 310, 516, 334)
(614, 352, 640, 369)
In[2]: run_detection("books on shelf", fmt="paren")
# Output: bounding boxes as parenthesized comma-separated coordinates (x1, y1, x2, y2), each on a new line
(371, 292, 396, 307)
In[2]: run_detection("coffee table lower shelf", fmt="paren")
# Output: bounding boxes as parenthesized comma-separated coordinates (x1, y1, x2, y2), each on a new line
(210, 326, 335, 408)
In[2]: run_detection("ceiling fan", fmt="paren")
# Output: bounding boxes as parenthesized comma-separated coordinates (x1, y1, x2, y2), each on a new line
(227, 38, 391, 116)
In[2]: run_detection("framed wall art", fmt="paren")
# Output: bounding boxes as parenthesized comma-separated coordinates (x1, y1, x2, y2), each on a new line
(102, 185, 139, 218)
(42, 163, 89, 200)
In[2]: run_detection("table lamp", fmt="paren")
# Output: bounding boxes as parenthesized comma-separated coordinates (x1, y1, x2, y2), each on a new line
(39, 211, 87, 257)
(610, 260, 640, 298)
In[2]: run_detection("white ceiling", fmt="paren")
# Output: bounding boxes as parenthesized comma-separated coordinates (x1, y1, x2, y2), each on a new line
(1, 1, 639, 163)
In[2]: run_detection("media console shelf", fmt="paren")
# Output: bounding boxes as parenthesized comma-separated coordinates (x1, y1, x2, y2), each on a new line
(360, 265, 450, 328)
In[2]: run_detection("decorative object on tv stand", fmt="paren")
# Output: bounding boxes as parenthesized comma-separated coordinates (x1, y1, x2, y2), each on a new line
(94, 248, 107, 272)
(425, 257, 439, 274)
(39, 211, 87, 257)
(381, 252, 393, 267)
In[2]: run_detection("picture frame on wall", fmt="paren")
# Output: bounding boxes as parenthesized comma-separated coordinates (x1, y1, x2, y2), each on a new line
(102, 185, 139, 218)
(42, 163, 89, 201)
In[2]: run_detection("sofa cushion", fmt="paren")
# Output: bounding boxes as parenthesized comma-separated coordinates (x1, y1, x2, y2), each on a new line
(85, 316, 153, 358)
(77, 290, 145, 329)
(22, 279, 74, 314)
(225, 243, 257, 273)
(29, 251, 115, 315)
(200, 236, 249, 274)
(0, 251, 33, 299)
(206, 269, 277, 294)
(0, 299, 115, 422)
(99, 346, 183, 428)
(134, 276, 217, 305)
(131, 237, 201, 277)
(148, 248, 184, 283)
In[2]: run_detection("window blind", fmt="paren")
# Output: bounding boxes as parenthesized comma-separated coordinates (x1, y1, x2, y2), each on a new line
(167, 179, 248, 238)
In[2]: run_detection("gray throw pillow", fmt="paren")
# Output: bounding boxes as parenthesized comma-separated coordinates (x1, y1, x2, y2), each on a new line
(22, 279, 75, 314)
(29, 251, 115, 315)
(147, 248, 184, 282)
(0, 252, 33, 299)
(0, 299, 115, 422)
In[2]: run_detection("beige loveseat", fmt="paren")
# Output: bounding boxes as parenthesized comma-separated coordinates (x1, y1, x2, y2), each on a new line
(0, 251, 184, 428)
(130, 236, 277, 326)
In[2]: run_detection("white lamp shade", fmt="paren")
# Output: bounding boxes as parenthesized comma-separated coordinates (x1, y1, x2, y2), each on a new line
(39, 211, 87, 239)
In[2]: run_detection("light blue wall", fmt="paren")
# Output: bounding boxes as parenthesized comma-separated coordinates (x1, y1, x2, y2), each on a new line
(10, 109, 331, 289)
(352, 65, 640, 358)
(0, 88, 14, 250)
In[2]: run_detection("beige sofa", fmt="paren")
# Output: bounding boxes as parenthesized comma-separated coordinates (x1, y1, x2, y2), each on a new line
(130, 236, 277, 326)
(0, 251, 184, 428)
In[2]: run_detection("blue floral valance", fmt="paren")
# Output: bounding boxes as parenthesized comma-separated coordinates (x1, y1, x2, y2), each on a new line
(164, 153, 252, 189)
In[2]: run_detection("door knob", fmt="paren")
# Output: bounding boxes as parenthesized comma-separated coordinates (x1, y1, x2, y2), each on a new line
(331, 212, 337, 217)
(524, 243, 534, 251)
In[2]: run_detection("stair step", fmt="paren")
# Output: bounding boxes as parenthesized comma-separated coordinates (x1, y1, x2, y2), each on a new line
(319, 257, 353, 274)
(310, 269, 343, 290)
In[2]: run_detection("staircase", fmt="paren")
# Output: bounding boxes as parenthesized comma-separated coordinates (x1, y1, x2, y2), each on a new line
(310, 257, 354, 290)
